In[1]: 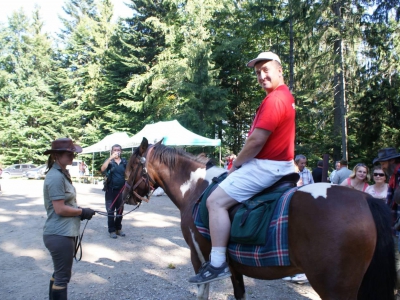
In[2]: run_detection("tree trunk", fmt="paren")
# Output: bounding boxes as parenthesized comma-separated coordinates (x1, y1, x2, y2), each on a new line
(289, 2, 294, 92)
(332, 1, 348, 161)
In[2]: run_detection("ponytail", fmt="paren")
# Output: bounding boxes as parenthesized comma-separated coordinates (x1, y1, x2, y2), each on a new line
(45, 154, 55, 175)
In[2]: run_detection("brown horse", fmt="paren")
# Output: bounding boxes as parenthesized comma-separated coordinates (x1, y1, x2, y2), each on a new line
(123, 138, 396, 300)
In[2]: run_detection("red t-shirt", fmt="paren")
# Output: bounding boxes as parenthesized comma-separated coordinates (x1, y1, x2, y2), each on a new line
(248, 85, 295, 161)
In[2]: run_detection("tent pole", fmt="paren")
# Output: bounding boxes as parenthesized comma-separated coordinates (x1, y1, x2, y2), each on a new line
(219, 146, 222, 167)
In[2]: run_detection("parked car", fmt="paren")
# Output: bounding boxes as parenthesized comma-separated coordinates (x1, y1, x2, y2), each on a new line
(1, 164, 37, 179)
(25, 164, 47, 180)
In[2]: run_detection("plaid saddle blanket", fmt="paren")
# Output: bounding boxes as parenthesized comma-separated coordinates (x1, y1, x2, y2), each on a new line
(192, 186, 298, 267)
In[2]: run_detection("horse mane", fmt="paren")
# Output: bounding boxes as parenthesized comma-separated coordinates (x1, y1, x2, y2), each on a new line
(134, 143, 208, 171)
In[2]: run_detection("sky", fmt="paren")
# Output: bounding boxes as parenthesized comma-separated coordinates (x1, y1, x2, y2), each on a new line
(0, 0, 133, 35)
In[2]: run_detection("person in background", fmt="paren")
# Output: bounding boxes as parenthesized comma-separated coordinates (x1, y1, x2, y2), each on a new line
(373, 147, 400, 291)
(222, 153, 236, 170)
(220, 155, 228, 169)
(340, 163, 370, 192)
(43, 138, 95, 300)
(365, 166, 388, 200)
(332, 159, 352, 184)
(188, 51, 296, 284)
(312, 160, 323, 183)
(101, 144, 127, 239)
(78, 161, 87, 176)
(329, 161, 340, 183)
(295, 154, 314, 186)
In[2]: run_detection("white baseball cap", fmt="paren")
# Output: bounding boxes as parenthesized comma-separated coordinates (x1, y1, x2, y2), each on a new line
(246, 51, 281, 67)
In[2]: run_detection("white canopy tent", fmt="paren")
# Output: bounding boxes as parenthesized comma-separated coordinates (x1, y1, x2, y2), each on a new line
(81, 121, 222, 177)
(81, 132, 131, 178)
(121, 120, 221, 162)
(121, 120, 220, 147)
(81, 132, 131, 154)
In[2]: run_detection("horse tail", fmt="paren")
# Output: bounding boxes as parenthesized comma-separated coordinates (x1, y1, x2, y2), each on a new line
(358, 196, 396, 300)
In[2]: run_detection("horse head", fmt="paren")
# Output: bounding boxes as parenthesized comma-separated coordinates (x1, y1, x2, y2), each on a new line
(123, 137, 159, 205)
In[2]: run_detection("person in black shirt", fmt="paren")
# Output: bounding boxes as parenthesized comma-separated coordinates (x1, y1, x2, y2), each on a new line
(101, 144, 127, 239)
(312, 160, 323, 183)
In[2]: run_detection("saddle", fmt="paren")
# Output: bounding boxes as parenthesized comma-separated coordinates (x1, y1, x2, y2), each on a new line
(197, 172, 299, 245)
(228, 173, 299, 217)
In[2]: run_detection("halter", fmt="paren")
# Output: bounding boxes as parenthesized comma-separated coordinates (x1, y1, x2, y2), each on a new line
(125, 145, 157, 204)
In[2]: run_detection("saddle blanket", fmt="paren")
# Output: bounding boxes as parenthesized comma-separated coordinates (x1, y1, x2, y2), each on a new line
(192, 186, 298, 267)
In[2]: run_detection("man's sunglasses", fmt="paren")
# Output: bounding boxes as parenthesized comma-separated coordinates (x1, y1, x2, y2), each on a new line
(373, 173, 385, 177)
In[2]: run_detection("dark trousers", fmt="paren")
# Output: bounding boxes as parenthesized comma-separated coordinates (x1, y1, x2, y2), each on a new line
(43, 235, 74, 288)
(105, 187, 124, 233)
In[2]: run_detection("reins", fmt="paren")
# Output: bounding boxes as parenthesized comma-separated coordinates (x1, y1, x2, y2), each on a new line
(74, 219, 88, 261)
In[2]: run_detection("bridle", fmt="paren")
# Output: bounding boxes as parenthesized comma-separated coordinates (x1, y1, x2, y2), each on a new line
(124, 145, 157, 204)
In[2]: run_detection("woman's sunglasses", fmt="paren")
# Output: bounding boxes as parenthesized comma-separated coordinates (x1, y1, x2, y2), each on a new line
(373, 173, 385, 177)
(65, 152, 77, 158)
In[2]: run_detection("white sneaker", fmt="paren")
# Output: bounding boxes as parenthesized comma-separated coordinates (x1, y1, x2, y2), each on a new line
(282, 276, 293, 281)
(291, 274, 308, 284)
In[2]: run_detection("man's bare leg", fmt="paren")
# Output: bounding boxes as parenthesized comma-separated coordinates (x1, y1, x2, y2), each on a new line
(188, 187, 237, 284)
(207, 187, 237, 266)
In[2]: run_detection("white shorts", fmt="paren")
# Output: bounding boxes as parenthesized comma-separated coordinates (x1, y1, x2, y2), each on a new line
(219, 158, 295, 202)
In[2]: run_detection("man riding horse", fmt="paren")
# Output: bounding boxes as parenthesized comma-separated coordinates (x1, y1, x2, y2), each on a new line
(189, 51, 296, 284)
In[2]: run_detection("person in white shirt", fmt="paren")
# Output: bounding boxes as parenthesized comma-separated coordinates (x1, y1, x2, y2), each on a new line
(295, 154, 314, 186)
(329, 161, 340, 183)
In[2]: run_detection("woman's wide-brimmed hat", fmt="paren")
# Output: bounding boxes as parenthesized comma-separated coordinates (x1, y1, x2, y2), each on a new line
(44, 138, 82, 155)
(373, 147, 400, 164)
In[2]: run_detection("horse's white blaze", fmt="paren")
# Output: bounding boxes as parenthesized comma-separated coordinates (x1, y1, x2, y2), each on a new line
(180, 167, 206, 198)
(299, 182, 332, 199)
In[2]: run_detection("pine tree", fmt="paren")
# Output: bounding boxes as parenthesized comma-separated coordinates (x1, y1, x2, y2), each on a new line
(0, 9, 61, 165)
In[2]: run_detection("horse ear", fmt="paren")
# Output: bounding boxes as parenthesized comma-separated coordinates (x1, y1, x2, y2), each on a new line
(155, 138, 163, 145)
(139, 137, 149, 155)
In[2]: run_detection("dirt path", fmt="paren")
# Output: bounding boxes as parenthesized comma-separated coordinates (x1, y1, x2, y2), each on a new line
(0, 178, 319, 299)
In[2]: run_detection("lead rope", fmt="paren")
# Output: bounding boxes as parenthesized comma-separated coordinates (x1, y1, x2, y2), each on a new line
(74, 219, 89, 262)
(74, 200, 142, 263)
(94, 202, 142, 217)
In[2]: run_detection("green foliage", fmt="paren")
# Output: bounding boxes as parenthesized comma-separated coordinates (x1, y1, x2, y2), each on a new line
(0, 0, 399, 173)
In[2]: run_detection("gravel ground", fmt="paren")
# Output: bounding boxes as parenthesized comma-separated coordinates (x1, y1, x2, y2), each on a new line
(0, 178, 319, 299)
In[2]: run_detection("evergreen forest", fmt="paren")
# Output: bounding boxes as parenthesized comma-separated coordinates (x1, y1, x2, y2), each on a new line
(0, 0, 399, 172)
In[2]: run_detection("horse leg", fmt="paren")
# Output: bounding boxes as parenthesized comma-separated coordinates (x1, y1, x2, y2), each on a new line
(187, 227, 212, 300)
(230, 267, 246, 300)
(296, 229, 373, 299)
(305, 263, 366, 300)
(196, 284, 210, 300)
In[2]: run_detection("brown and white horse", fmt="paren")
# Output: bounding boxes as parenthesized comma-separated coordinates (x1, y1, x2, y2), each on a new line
(123, 138, 396, 300)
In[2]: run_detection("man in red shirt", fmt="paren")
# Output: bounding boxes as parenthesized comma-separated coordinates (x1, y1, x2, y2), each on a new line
(189, 51, 296, 284)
